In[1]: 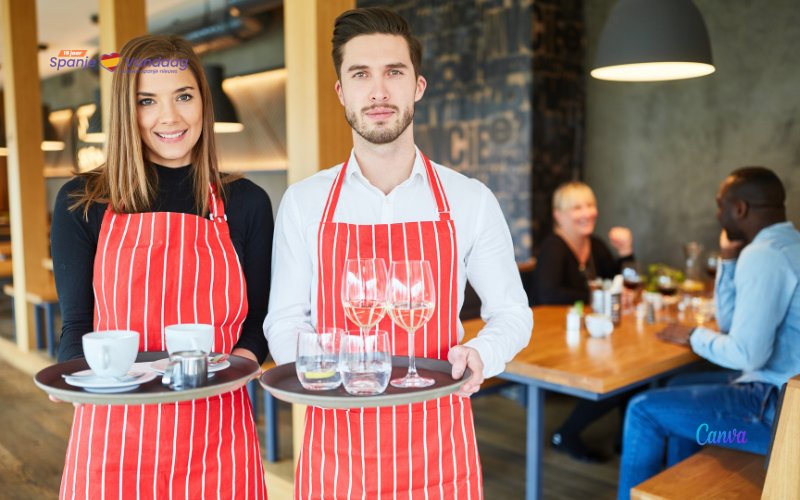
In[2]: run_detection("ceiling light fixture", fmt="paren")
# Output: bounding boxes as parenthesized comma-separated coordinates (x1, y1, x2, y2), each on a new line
(591, 0, 715, 82)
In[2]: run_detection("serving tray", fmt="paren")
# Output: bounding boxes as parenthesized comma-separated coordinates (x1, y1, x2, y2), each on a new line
(34, 351, 259, 406)
(260, 356, 471, 409)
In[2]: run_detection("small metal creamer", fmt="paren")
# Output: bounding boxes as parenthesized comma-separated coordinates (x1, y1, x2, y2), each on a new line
(162, 350, 208, 390)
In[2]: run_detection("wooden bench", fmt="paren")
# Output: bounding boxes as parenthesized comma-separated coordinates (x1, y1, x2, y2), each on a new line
(4, 282, 60, 357)
(631, 447, 766, 499)
(631, 374, 800, 499)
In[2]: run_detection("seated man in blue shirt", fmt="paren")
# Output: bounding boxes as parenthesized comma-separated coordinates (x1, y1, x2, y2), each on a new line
(618, 166, 800, 500)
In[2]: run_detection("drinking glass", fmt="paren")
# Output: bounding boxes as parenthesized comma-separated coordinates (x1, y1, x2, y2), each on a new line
(296, 329, 342, 390)
(706, 252, 719, 280)
(341, 258, 388, 335)
(339, 330, 392, 396)
(656, 271, 679, 323)
(388, 260, 436, 388)
(690, 297, 715, 326)
(621, 261, 643, 313)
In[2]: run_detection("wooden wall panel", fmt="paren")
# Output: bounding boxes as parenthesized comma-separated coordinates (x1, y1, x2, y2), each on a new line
(1, 0, 51, 351)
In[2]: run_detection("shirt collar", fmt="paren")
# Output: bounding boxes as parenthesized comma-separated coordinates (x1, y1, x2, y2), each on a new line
(752, 221, 795, 243)
(344, 146, 427, 188)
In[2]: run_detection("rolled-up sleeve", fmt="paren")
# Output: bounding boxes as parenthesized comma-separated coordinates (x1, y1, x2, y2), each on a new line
(462, 186, 533, 378)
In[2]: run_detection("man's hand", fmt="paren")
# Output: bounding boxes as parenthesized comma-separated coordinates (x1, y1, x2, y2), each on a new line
(448, 345, 485, 397)
(656, 324, 694, 346)
(608, 226, 634, 257)
(720, 230, 744, 260)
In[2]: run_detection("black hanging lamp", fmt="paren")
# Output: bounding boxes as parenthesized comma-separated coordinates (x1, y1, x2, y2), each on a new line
(204, 65, 244, 133)
(84, 88, 106, 143)
(591, 0, 715, 82)
(41, 104, 65, 151)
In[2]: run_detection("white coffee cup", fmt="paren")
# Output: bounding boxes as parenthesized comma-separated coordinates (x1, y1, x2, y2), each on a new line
(164, 323, 214, 355)
(585, 313, 614, 338)
(82, 330, 139, 378)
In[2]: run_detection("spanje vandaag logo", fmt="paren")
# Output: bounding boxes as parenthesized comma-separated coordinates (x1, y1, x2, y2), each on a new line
(50, 50, 188, 74)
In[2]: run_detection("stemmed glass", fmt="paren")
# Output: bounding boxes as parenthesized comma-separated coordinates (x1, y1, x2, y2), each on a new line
(621, 261, 643, 314)
(341, 258, 388, 336)
(387, 260, 436, 388)
(656, 271, 679, 323)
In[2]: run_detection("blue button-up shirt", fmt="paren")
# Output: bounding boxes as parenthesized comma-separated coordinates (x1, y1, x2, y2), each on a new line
(690, 221, 800, 387)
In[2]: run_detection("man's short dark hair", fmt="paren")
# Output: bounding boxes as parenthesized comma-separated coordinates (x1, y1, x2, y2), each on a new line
(332, 7, 422, 80)
(726, 166, 786, 209)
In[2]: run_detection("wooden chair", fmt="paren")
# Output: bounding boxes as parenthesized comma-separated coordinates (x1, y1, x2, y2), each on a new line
(630, 374, 800, 499)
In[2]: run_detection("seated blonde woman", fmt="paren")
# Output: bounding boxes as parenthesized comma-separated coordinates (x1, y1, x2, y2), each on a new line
(535, 181, 634, 305)
(535, 181, 636, 462)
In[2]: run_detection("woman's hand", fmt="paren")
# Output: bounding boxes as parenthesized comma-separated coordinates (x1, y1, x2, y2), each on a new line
(608, 226, 633, 257)
(231, 348, 262, 381)
(231, 347, 257, 363)
(49, 395, 81, 408)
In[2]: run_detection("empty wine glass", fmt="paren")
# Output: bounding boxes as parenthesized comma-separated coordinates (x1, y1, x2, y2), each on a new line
(388, 260, 436, 388)
(341, 258, 388, 335)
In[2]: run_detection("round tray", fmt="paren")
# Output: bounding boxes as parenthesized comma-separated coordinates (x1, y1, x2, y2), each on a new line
(259, 356, 471, 409)
(34, 351, 259, 406)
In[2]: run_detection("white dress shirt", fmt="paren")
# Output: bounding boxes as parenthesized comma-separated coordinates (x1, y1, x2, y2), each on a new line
(264, 148, 533, 378)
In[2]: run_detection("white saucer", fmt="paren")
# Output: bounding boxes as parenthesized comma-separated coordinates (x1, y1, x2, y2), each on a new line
(64, 364, 158, 392)
(149, 357, 230, 376)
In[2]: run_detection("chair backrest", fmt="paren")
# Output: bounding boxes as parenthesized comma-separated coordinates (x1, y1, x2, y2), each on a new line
(761, 374, 800, 499)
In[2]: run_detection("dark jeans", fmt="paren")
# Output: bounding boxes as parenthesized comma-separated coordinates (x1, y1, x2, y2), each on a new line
(617, 370, 778, 500)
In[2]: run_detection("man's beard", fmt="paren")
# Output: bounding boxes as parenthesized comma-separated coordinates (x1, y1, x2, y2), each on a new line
(346, 104, 414, 145)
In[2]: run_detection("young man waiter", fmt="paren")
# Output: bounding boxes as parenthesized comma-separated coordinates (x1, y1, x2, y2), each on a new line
(264, 7, 533, 498)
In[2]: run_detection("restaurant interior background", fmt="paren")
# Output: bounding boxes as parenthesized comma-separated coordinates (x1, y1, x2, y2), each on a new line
(0, 0, 799, 497)
(2, 0, 795, 269)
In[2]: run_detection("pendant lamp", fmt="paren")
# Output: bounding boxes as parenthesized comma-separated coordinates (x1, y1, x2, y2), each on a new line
(204, 65, 244, 133)
(591, 0, 715, 82)
(0, 112, 6, 156)
(41, 104, 65, 151)
(84, 89, 106, 143)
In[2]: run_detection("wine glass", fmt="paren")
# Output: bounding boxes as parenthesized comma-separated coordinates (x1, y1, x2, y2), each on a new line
(621, 261, 643, 314)
(341, 258, 388, 335)
(656, 271, 679, 323)
(388, 260, 436, 388)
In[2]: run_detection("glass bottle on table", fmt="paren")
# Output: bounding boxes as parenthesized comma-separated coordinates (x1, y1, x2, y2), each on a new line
(388, 260, 436, 388)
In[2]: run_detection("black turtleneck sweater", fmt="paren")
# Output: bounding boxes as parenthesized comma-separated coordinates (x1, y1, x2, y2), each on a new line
(51, 164, 272, 363)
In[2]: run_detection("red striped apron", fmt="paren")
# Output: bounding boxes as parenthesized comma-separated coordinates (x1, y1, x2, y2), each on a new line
(60, 186, 268, 500)
(295, 153, 483, 499)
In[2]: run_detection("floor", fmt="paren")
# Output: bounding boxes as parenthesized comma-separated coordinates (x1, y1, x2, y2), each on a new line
(1, 352, 621, 499)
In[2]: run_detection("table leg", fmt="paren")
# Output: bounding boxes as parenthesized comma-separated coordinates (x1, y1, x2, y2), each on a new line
(264, 391, 279, 462)
(525, 384, 544, 500)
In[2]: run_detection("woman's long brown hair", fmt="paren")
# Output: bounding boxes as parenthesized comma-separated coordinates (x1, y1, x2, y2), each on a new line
(71, 35, 228, 217)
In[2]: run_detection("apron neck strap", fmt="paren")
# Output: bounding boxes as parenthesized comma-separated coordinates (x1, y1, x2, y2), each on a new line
(208, 183, 227, 222)
(321, 150, 452, 223)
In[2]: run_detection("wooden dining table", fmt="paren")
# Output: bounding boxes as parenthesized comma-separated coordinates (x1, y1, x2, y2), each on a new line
(462, 305, 702, 500)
